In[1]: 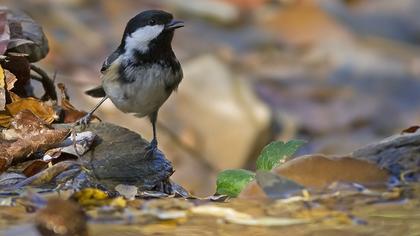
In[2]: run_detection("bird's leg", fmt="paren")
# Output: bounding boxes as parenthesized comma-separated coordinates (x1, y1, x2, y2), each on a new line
(74, 96, 108, 130)
(145, 111, 159, 158)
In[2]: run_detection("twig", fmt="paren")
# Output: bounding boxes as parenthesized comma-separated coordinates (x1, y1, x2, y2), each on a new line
(30, 64, 57, 101)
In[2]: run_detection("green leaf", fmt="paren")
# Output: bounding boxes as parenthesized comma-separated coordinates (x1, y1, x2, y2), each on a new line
(216, 169, 255, 197)
(256, 140, 305, 171)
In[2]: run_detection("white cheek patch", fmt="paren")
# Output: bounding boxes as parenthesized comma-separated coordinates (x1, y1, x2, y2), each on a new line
(124, 25, 164, 53)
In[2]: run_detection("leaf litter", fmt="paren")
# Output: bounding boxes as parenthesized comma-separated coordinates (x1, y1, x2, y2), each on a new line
(0, 14, 98, 194)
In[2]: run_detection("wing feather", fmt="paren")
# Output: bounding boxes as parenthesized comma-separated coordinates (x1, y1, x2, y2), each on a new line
(100, 48, 123, 73)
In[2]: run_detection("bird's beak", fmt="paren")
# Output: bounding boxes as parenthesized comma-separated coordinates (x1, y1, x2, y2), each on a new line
(165, 19, 184, 30)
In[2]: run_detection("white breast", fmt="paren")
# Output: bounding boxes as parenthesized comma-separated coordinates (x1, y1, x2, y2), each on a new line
(103, 64, 173, 117)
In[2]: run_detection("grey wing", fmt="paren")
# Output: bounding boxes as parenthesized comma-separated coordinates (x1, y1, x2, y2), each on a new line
(100, 48, 122, 74)
(85, 48, 122, 97)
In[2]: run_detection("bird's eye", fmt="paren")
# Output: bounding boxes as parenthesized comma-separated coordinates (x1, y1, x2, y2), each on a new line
(149, 19, 156, 25)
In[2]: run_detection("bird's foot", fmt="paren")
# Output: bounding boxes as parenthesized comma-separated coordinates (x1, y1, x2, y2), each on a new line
(144, 139, 158, 159)
(74, 113, 93, 130)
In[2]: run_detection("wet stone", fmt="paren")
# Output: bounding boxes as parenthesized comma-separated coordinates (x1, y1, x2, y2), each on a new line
(352, 131, 420, 176)
(80, 123, 174, 192)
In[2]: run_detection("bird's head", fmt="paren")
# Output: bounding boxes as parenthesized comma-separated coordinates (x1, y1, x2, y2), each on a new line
(121, 10, 184, 54)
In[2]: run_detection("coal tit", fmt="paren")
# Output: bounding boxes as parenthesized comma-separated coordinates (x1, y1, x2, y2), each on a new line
(80, 10, 184, 157)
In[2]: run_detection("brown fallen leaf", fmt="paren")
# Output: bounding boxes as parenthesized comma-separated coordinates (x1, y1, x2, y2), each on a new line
(57, 83, 96, 123)
(22, 160, 49, 177)
(274, 154, 389, 189)
(6, 97, 56, 123)
(401, 125, 420, 134)
(0, 138, 33, 172)
(4, 69, 17, 90)
(0, 110, 11, 125)
(240, 154, 390, 199)
(238, 180, 268, 200)
(0, 110, 69, 172)
(36, 198, 88, 236)
(14, 160, 80, 187)
(8, 90, 20, 102)
(0, 92, 56, 127)
(59, 83, 87, 123)
(9, 107, 53, 135)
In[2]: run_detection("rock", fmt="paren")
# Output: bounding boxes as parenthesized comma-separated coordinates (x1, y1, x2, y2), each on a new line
(80, 122, 174, 191)
(159, 55, 271, 171)
(1, 6, 49, 62)
(352, 131, 420, 176)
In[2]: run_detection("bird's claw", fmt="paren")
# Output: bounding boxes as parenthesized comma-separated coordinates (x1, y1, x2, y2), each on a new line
(74, 113, 92, 130)
(144, 139, 158, 158)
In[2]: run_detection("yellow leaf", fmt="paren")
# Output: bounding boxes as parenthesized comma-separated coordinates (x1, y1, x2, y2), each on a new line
(72, 188, 128, 208)
(0, 110, 12, 127)
(72, 188, 109, 207)
(0, 65, 5, 111)
(0, 65, 4, 88)
(109, 196, 127, 209)
(6, 97, 56, 124)
(8, 91, 21, 102)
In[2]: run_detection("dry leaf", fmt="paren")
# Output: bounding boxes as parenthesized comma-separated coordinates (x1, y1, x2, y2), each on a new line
(240, 155, 389, 199)
(238, 180, 268, 200)
(6, 97, 55, 123)
(14, 160, 80, 187)
(4, 69, 17, 90)
(8, 90, 20, 102)
(0, 110, 69, 172)
(58, 83, 94, 123)
(9, 108, 52, 134)
(35, 198, 87, 236)
(401, 126, 420, 134)
(22, 160, 49, 177)
(71, 188, 127, 208)
(0, 111, 12, 126)
(274, 154, 389, 189)
(115, 184, 138, 200)
(0, 89, 56, 127)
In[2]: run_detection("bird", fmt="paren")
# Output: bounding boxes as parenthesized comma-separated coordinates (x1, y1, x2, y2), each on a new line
(77, 10, 184, 158)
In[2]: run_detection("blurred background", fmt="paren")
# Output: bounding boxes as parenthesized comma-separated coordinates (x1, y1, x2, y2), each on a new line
(2, 0, 420, 196)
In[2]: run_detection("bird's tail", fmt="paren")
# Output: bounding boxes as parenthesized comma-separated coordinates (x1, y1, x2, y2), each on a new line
(85, 86, 106, 98)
